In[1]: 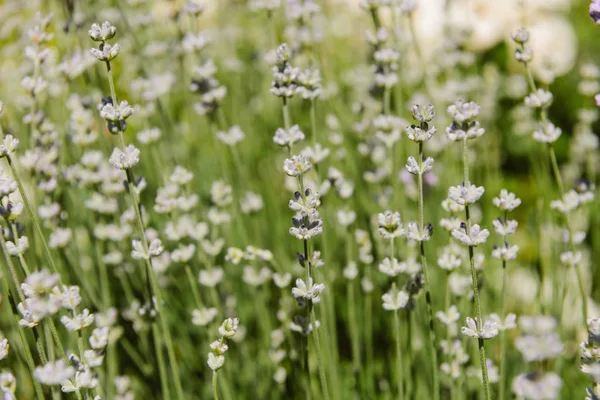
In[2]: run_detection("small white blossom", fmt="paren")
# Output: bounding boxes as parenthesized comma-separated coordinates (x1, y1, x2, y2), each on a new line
(524, 89, 553, 109)
(218, 317, 240, 338)
(0, 135, 19, 158)
(192, 308, 218, 326)
(377, 210, 404, 239)
(283, 155, 312, 176)
(101, 101, 134, 122)
(88, 21, 117, 42)
(292, 278, 325, 301)
(90, 43, 120, 61)
(461, 317, 499, 339)
(492, 243, 519, 261)
(208, 352, 225, 371)
(382, 288, 409, 311)
(493, 189, 521, 211)
(448, 183, 485, 205)
(452, 224, 490, 247)
(109, 145, 140, 169)
(533, 123, 562, 143)
(34, 360, 75, 385)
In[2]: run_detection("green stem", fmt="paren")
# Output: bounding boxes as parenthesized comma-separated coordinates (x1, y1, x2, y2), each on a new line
(310, 98, 317, 148)
(213, 371, 220, 400)
(104, 58, 185, 400)
(463, 149, 490, 400)
(416, 141, 440, 400)
(5, 155, 60, 276)
(393, 297, 405, 400)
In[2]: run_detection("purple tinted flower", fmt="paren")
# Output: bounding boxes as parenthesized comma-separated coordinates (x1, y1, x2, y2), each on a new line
(595, 93, 600, 107)
(591, 0, 600, 24)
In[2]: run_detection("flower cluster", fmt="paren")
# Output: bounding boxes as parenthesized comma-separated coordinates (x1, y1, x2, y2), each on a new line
(207, 318, 240, 371)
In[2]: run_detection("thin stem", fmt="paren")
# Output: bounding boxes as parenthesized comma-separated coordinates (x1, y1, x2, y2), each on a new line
(310, 98, 317, 148)
(499, 211, 508, 400)
(462, 139, 491, 400)
(392, 291, 405, 400)
(416, 141, 440, 400)
(520, 55, 588, 323)
(5, 155, 60, 276)
(213, 371, 220, 400)
(103, 59, 185, 400)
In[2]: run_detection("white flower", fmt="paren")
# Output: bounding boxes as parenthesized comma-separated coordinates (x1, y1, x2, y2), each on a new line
(216, 125, 245, 146)
(210, 340, 229, 355)
(382, 289, 409, 311)
(337, 209, 357, 226)
(61, 369, 98, 392)
(492, 189, 521, 211)
(218, 317, 240, 338)
(448, 183, 485, 205)
(524, 89, 553, 109)
(488, 313, 517, 331)
(207, 352, 225, 371)
(492, 219, 518, 236)
(550, 190, 580, 213)
(211, 180, 233, 206)
(0, 339, 9, 360)
(100, 101, 134, 122)
(377, 210, 404, 239)
(302, 143, 330, 164)
(0, 135, 19, 158)
(34, 360, 75, 385)
(273, 125, 305, 147)
(343, 261, 358, 280)
(21, 270, 60, 297)
(447, 100, 480, 123)
(283, 155, 312, 176)
(461, 317, 499, 339)
(406, 222, 432, 242)
(89, 327, 110, 349)
(405, 124, 436, 142)
(452, 224, 490, 247)
(90, 43, 120, 61)
(198, 268, 224, 287)
(109, 145, 140, 169)
(436, 306, 460, 325)
(60, 309, 95, 331)
(60, 286, 82, 310)
(560, 251, 582, 267)
(292, 278, 325, 301)
(88, 21, 116, 42)
(240, 191, 263, 214)
(273, 272, 292, 288)
(0, 178, 17, 198)
(515, 333, 564, 362)
(492, 243, 519, 261)
(512, 372, 562, 400)
(5, 236, 29, 256)
(533, 122, 561, 143)
(49, 228, 72, 249)
(192, 308, 218, 326)
(378, 257, 406, 277)
(405, 156, 434, 175)
(289, 219, 323, 240)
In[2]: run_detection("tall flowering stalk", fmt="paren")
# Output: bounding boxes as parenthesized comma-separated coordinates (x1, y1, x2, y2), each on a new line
(512, 28, 592, 323)
(404, 104, 439, 400)
(207, 317, 240, 400)
(491, 189, 521, 399)
(284, 154, 330, 400)
(446, 100, 495, 399)
(89, 21, 184, 399)
(377, 210, 407, 400)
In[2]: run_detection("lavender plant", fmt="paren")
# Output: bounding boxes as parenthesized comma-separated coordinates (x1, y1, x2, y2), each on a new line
(0, 1, 599, 400)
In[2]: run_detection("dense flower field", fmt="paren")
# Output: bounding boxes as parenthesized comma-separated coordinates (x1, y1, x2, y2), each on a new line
(0, 0, 599, 399)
